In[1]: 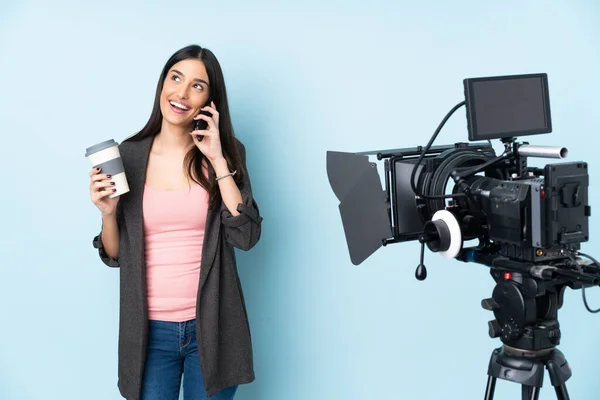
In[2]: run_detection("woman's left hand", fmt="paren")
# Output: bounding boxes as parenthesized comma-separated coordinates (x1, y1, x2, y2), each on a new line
(191, 101, 224, 162)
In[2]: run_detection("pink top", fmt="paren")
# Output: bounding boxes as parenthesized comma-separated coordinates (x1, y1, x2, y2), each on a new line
(142, 183, 209, 322)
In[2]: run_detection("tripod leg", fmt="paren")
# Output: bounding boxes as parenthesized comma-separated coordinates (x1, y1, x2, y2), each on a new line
(529, 387, 540, 400)
(522, 386, 540, 400)
(545, 349, 571, 399)
(484, 376, 496, 400)
(554, 384, 570, 400)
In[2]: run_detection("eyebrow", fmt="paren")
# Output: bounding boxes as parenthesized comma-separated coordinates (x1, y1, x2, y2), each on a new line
(171, 69, 209, 86)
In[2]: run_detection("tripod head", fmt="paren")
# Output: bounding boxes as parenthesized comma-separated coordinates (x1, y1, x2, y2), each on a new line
(484, 271, 564, 352)
(462, 247, 600, 352)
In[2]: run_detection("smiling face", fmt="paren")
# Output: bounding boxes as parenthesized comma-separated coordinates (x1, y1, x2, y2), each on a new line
(159, 59, 211, 128)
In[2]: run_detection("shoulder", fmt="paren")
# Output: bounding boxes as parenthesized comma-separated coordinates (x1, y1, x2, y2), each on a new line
(118, 137, 137, 155)
(116, 140, 135, 168)
(118, 134, 152, 160)
(114, 135, 152, 174)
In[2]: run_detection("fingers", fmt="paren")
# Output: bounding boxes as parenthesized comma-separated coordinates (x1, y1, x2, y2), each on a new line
(90, 184, 116, 204)
(89, 169, 113, 191)
(90, 177, 114, 195)
(93, 179, 115, 190)
(89, 167, 117, 207)
(90, 167, 101, 177)
(92, 187, 117, 200)
(91, 172, 113, 182)
(90, 167, 111, 182)
(189, 129, 218, 143)
(189, 131, 209, 145)
(191, 132, 204, 143)
(198, 101, 218, 116)
(207, 101, 220, 124)
(192, 113, 217, 132)
(196, 101, 220, 125)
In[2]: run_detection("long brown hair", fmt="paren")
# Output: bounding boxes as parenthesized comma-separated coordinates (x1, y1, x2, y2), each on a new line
(125, 44, 245, 209)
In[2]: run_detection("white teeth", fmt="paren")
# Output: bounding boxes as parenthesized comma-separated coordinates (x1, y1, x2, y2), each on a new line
(169, 101, 189, 111)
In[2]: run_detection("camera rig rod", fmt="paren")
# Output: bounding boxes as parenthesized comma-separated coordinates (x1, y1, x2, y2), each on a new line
(517, 145, 568, 160)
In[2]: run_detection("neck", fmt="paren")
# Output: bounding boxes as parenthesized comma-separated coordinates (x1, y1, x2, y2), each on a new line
(155, 120, 195, 152)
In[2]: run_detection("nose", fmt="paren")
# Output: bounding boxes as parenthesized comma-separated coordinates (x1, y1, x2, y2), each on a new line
(176, 85, 189, 100)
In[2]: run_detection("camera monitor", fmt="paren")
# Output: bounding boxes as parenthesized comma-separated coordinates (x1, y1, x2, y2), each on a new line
(464, 73, 552, 141)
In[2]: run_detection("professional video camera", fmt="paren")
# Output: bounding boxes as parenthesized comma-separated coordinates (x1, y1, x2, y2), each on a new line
(327, 73, 600, 400)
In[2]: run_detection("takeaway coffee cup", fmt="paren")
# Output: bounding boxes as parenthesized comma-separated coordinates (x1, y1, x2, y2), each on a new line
(85, 139, 130, 198)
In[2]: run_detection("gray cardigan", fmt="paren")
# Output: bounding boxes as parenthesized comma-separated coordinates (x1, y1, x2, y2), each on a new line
(92, 135, 262, 399)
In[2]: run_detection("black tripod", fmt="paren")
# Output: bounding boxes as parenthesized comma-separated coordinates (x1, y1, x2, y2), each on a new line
(476, 262, 581, 400)
(484, 345, 571, 400)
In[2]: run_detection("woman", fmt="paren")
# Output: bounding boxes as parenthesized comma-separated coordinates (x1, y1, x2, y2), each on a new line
(89, 44, 262, 400)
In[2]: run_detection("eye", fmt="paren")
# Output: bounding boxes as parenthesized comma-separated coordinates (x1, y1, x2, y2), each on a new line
(171, 74, 181, 82)
(193, 84, 204, 91)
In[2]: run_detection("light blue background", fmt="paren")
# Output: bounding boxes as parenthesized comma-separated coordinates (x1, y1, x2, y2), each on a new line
(1, 1, 599, 399)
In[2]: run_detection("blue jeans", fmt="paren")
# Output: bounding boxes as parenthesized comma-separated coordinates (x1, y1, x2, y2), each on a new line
(141, 319, 238, 400)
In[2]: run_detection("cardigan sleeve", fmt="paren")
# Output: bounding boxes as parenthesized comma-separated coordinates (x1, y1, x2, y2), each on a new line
(92, 202, 122, 268)
(220, 140, 263, 251)
(93, 232, 120, 267)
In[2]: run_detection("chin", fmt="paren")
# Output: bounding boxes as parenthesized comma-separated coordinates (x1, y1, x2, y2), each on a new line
(161, 109, 192, 128)
(166, 116, 189, 126)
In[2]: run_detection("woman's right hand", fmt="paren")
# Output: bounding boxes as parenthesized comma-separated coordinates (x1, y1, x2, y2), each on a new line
(90, 167, 119, 216)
